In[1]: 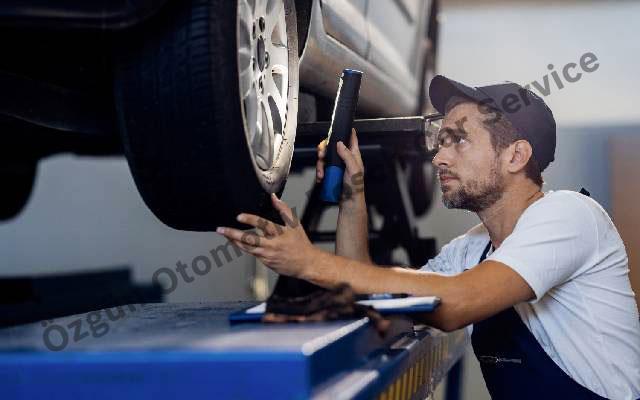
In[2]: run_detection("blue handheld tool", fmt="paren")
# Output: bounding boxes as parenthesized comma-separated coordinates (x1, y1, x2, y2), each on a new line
(321, 69, 363, 203)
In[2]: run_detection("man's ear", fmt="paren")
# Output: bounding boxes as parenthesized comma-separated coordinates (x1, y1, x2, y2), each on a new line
(505, 140, 533, 173)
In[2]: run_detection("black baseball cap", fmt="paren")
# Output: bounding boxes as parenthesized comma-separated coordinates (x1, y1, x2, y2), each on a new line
(429, 75, 556, 172)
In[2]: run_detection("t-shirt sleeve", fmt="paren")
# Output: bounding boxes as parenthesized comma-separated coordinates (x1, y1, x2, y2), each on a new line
(419, 233, 468, 276)
(487, 193, 598, 302)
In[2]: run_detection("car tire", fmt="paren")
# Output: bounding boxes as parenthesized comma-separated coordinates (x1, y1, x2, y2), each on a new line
(115, 0, 299, 231)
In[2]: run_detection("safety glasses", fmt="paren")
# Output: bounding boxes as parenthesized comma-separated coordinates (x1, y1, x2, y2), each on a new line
(424, 113, 444, 152)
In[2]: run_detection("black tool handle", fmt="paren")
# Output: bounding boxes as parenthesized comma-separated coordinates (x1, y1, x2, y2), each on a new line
(321, 69, 362, 203)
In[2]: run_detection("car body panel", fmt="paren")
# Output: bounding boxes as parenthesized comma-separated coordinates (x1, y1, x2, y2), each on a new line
(299, 0, 430, 117)
(319, 0, 369, 58)
(367, 0, 429, 87)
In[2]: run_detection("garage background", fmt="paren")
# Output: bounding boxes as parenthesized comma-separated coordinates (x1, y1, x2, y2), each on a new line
(1, 1, 638, 398)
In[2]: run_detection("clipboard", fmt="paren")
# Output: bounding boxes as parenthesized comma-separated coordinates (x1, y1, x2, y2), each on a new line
(229, 296, 441, 323)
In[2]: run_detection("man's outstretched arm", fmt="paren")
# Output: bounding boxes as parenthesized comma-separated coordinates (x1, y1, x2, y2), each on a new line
(216, 194, 534, 332)
(301, 250, 534, 331)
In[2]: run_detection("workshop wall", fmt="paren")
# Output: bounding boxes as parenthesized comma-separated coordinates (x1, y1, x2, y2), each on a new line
(611, 134, 640, 311)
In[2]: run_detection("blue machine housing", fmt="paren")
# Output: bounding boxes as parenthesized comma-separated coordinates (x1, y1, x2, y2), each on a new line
(0, 302, 467, 399)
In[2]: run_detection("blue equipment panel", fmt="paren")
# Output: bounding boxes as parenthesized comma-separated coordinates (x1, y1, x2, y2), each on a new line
(0, 302, 467, 399)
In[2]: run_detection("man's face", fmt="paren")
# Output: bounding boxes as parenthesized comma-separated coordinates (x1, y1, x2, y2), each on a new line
(431, 101, 506, 212)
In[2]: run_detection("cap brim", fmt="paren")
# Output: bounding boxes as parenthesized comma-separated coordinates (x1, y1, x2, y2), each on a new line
(429, 75, 491, 114)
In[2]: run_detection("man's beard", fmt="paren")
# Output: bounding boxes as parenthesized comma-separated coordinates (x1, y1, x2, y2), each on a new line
(441, 160, 505, 213)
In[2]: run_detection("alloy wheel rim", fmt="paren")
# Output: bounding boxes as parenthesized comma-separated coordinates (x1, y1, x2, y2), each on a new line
(238, 0, 289, 170)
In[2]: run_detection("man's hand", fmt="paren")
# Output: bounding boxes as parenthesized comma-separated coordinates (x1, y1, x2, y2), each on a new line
(316, 128, 365, 207)
(216, 193, 319, 279)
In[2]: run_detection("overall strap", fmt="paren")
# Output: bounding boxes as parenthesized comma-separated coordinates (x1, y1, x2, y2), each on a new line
(479, 241, 492, 263)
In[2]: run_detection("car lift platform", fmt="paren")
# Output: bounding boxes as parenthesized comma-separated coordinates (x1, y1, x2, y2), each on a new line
(0, 302, 467, 400)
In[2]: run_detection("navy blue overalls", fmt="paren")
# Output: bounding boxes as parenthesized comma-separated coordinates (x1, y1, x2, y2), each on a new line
(471, 241, 606, 399)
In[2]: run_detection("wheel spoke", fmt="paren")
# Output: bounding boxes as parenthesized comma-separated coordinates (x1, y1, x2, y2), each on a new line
(238, 47, 252, 71)
(268, 42, 288, 71)
(245, 0, 257, 14)
(243, 87, 258, 143)
(255, 0, 268, 20)
(253, 97, 263, 145)
(264, 70, 286, 133)
(265, 0, 283, 38)
(238, 0, 254, 41)
(253, 100, 274, 169)
(239, 66, 254, 99)
(237, 0, 254, 88)
(267, 95, 283, 155)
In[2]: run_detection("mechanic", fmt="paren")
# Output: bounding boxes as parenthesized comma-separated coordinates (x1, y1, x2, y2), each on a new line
(217, 75, 640, 399)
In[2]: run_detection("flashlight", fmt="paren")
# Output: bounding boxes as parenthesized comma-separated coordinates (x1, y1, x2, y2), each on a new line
(321, 69, 362, 203)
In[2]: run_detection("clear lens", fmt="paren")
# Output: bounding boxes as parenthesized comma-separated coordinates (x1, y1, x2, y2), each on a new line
(425, 115, 444, 152)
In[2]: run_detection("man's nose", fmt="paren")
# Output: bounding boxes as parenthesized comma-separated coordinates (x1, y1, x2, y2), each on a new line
(432, 147, 452, 169)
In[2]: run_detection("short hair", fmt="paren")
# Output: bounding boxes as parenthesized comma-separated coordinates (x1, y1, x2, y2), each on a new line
(445, 97, 544, 186)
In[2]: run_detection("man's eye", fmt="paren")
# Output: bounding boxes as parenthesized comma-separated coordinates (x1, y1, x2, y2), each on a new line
(438, 135, 452, 147)
(437, 130, 468, 148)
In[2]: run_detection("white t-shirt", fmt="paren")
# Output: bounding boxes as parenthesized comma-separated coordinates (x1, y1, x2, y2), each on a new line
(420, 190, 640, 399)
